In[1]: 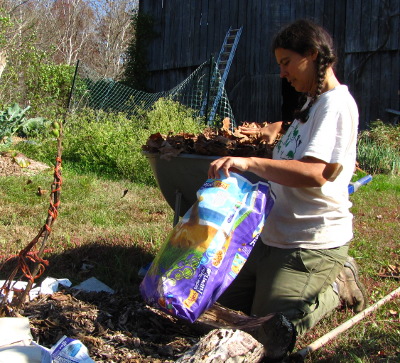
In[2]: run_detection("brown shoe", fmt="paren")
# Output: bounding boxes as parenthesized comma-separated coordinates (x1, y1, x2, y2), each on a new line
(336, 257, 367, 312)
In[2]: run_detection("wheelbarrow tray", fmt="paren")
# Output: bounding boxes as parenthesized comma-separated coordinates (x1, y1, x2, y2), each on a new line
(144, 152, 263, 218)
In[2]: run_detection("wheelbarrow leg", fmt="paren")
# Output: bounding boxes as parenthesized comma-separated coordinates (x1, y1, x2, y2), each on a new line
(173, 190, 182, 226)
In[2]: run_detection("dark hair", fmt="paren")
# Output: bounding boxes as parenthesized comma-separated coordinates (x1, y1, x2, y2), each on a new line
(272, 19, 337, 122)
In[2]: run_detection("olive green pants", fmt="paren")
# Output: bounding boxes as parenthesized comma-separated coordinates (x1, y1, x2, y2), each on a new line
(218, 239, 349, 336)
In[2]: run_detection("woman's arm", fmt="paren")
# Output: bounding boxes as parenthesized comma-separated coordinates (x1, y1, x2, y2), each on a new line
(208, 156, 342, 188)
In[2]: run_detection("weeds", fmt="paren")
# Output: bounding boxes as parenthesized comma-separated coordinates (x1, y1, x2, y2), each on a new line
(357, 120, 400, 175)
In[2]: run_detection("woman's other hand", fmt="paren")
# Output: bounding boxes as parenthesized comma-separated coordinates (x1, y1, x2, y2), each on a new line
(239, 121, 283, 144)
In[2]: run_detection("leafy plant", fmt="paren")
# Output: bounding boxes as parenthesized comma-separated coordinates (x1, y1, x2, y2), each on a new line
(122, 11, 158, 90)
(0, 103, 49, 146)
(0, 44, 74, 118)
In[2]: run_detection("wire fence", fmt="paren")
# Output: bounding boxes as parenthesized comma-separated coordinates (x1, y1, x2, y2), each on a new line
(70, 60, 236, 128)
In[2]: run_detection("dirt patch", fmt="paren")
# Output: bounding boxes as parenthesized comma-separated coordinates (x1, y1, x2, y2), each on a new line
(0, 152, 50, 177)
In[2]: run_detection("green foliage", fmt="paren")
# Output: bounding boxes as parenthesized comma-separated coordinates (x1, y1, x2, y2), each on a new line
(14, 99, 205, 184)
(122, 11, 158, 90)
(0, 43, 74, 118)
(0, 103, 49, 147)
(61, 108, 153, 184)
(61, 99, 205, 183)
(144, 98, 205, 135)
(24, 56, 74, 117)
(357, 120, 400, 175)
(363, 119, 400, 151)
(0, 10, 12, 49)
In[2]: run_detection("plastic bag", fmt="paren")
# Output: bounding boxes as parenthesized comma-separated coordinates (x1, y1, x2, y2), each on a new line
(140, 173, 274, 322)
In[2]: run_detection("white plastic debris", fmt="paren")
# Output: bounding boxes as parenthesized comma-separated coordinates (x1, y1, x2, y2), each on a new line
(0, 345, 46, 363)
(39, 277, 72, 295)
(0, 317, 33, 347)
(0, 281, 32, 303)
(72, 277, 114, 294)
(0, 318, 95, 363)
(1, 278, 72, 302)
(49, 336, 94, 363)
(0, 317, 51, 363)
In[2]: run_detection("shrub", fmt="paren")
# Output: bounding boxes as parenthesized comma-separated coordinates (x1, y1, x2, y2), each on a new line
(144, 97, 205, 135)
(357, 120, 400, 175)
(13, 98, 206, 183)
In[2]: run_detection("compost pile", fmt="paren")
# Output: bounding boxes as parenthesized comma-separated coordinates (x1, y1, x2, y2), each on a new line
(142, 120, 278, 159)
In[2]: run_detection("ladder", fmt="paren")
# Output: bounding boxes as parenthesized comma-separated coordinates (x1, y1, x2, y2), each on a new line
(201, 26, 242, 126)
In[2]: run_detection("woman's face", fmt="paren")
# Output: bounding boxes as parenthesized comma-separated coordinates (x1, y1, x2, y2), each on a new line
(275, 48, 318, 94)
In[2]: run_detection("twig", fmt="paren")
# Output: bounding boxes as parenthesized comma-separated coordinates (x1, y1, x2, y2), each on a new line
(291, 286, 400, 360)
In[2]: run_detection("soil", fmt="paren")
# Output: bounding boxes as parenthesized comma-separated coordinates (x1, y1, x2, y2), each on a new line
(0, 152, 50, 177)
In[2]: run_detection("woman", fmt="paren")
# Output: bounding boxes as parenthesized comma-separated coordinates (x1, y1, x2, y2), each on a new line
(208, 19, 366, 337)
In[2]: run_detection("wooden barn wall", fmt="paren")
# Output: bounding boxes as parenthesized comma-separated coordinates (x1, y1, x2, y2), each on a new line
(139, 0, 400, 129)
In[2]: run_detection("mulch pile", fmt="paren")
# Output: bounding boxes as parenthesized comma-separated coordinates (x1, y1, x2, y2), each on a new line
(17, 289, 202, 362)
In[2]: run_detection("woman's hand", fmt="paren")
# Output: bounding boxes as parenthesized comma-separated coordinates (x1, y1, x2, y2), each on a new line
(208, 157, 250, 179)
(239, 121, 283, 144)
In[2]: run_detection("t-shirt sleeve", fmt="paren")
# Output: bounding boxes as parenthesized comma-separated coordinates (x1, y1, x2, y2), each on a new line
(302, 93, 357, 164)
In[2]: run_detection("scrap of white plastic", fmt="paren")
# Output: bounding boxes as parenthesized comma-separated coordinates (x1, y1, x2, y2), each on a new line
(0, 345, 45, 363)
(1, 278, 72, 302)
(50, 335, 94, 363)
(40, 277, 72, 295)
(0, 317, 33, 347)
(72, 277, 115, 294)
(0, 317, 52, 363)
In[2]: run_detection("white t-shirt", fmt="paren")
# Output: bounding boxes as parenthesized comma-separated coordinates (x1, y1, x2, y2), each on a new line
(261, 85, 359, 249)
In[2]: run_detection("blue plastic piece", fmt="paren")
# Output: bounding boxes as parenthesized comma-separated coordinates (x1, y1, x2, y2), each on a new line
(348, 175, 373, 194)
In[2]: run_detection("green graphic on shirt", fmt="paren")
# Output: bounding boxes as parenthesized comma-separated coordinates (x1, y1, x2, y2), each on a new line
(277, 123, 302, 160)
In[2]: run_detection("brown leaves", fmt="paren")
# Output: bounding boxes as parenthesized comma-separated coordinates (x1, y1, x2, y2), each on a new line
(142, 120, 275, 159)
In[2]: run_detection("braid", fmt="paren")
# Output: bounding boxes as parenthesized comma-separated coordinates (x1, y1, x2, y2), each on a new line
(293, 48, 334, 123)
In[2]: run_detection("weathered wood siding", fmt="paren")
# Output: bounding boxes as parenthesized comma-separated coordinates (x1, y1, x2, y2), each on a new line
(140, 0, 400, 129)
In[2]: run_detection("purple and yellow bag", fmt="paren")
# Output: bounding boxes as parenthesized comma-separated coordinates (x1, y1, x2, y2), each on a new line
(140, 173, 274, 322)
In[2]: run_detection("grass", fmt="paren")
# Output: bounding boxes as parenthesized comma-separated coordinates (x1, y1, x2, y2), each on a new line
(0, 169, 174, 289)
(295, 173, 400, 362)
(0, 165, 399, 361)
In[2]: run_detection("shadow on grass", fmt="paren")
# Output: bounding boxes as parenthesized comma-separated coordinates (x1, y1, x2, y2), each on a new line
(1, 238, 157, 295)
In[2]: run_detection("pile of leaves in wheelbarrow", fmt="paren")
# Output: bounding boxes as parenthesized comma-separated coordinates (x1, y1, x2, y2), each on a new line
(142, 119, 279, 159)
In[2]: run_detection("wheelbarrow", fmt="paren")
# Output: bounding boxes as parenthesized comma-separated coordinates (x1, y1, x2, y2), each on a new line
(145, 152, 372, 225)
(144, 152, 263, 225)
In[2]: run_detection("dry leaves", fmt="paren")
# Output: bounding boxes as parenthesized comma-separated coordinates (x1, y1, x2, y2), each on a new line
(142, 120, 277, 160)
